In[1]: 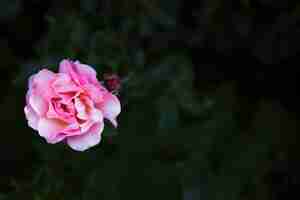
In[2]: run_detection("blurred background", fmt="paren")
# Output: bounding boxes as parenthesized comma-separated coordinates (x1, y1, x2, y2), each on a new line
(1, 0, 300, 199)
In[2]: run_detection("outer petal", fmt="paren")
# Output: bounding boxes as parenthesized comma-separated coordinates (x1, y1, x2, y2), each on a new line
(30, 69, 56, 100)
(24, 105, 39, 130)
(73, 61, 98, 84)
(37, 118, 68, 143)
(67, 122, 104, 151)
(28, 74, 35, 89)
(32, 69, 55, 87)
(99, 93, 121, 127)
(26, 74, 35, 103)
(29, 93, 48, 116)
(59, 59, 84, 85)
(59, 59, 100, 86)
(59, 59, 75, 74)
(49, 123, 82, 143)
(47, 133, 67, 144)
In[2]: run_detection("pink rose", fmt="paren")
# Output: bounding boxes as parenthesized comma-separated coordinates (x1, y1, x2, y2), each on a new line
(24, 59, 121, 151)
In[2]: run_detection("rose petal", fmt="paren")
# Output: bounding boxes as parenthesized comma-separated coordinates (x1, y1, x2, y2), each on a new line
(24, 105, 39, 130)
(99, 93, 121, 127)
(74, 97, 89, 120)
(83, 84, 104, 103)
(63, 123, 82, 136)
(73, 61, 98, 84)
(46, 100, 58, 119)
(59, 59, 87, 85)
(37, 118, 68, 143)
(26, 90, 32, 106)
(47, 133, 67, 144)
(79, 109, 103, 133)
(67, 122, 104, 151)
(52, 73, 80, 94)
(27, 74, 35, 102)
(28, 74, 35, 89)
(79, 120, 94, 133)
(90, 108, 103, 122)
(29, 94, 48, 116)
(46, 100, 76, 124)
(31, 69, 56, 100)
(59, 59, 102, 87)
(32, 69, 55, 86)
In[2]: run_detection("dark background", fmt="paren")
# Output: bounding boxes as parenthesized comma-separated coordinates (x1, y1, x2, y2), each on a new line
(0, 0, 299, 199)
